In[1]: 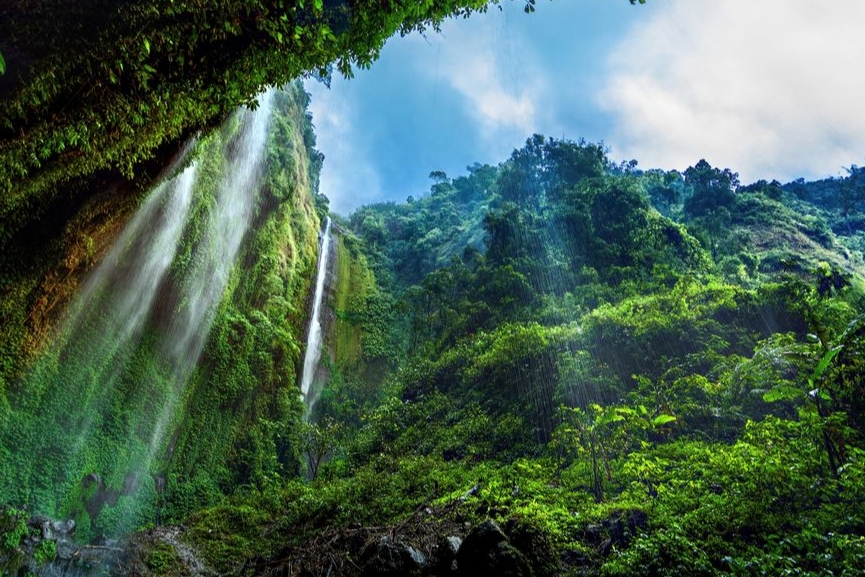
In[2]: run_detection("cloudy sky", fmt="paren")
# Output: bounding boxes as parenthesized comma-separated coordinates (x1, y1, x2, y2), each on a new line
(306, 0, 865, 215)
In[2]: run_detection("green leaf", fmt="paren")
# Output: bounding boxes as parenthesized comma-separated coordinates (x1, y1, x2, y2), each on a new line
(0, 50, 5, 75)
(595, 411, 624, 427)
(651, 414, 676, 427)
(810, 345, 843, 384)
(762, 385, 802, 403)
(839, 313, 865, 344)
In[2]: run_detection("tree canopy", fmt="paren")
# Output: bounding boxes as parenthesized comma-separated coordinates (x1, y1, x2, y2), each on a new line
(0, 0, 501, 240)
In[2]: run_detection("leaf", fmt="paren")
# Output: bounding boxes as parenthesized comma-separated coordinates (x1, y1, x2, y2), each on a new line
(595, 411, 624, 427)
(651, 414, 676, 427)
(762, 385, 802, 403)
(838, 313, 865, 344)
(0, 50, 5, 75)
(810, 345, 843, 384)
(808, 387, 831, 402)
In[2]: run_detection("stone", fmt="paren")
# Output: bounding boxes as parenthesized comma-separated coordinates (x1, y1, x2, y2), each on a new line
(455, 521, 531, 577)
(361, 536, 426, 577)
(505, 518, 559, 577)
(561, 548, 589, 569)
(582, 509, 649, 557)
(433, 535, 462, 574)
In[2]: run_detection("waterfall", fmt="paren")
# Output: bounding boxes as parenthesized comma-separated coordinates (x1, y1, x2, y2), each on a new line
(145, 88, 275, 463)
(300, 216, 333, 417)
(63, 154, 199, 460)
(1, 89, 276, 538)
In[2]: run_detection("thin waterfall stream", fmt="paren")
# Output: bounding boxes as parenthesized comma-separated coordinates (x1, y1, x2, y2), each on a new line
(300, 216, 333, 418)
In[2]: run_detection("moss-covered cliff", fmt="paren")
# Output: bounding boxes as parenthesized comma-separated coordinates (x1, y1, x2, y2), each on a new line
(0, 82, 326, 538)
(160, 85, 326, 520)
(307, 226, 402, 426)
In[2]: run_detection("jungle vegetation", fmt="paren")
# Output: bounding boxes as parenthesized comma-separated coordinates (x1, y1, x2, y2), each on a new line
(166, 137, 865, 575)
(1, 1, 864, 575)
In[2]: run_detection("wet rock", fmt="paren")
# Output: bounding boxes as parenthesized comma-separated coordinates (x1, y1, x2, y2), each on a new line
(120, 525, 214, 576)
(27, 516, 76, 543)
(561, 548, 590, 570)
(433, 535, 462, 574)
(505, 518, 559, 577)
(361, 536, 426, 577)
(406, 546, 426, 567)
(19, 514, 78, 566)
(455, 521, 531, 577)
(583, 523, 603, 545)
(55, 541, 77, 561)
(582, 509, 648, 556)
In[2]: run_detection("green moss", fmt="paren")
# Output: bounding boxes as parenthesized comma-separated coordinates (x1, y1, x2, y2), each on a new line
(145, 541, 185, 577)
(0, 82, 325, 536)
(32, 539, 56, 566)
(333, 235, 376, 366)
(186, 503, 275, 574)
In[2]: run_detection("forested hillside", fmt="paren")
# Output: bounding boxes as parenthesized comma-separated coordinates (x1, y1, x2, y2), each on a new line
(1, 2, 864, 574)
(79, 135, 863, 577)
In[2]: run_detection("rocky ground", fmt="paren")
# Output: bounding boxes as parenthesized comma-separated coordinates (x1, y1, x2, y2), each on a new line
(4, 494, 648, 577)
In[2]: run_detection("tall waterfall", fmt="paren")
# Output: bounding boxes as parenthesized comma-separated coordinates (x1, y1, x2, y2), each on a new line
(0, 89, 275, 537)
(300, 216, 333, 417)
(147, 88, 275, 463)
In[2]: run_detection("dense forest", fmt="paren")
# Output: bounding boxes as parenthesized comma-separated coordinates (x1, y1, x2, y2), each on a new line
(2, 1, 865, 576)
(287, 136, 865, 577)
(8, 117, 865, 575)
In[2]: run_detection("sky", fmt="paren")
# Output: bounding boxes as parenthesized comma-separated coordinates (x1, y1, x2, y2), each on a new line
(305, 0, 865, 215)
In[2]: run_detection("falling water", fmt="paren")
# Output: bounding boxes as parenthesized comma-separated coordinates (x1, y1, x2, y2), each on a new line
(63, 155, 199, 459)
(300, 216, 333, 417)
(0, 89, 276, 538)
(145, 88, 275, 462)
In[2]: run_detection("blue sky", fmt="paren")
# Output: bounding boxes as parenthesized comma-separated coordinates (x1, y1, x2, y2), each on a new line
(306, 0, 865, 215)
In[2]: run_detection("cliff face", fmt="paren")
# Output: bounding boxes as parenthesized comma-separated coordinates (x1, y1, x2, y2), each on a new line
(160, 85, 325, 521)
(0, 82, 326, 537)
(300, 226, 400, 427)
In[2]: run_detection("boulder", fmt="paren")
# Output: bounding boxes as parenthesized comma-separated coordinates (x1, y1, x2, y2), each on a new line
(582, 509, 648, 556)
(432, 535, 462, 574)
(505, 518, 559, 577)
(455, 521, 531, 577)
(361, 536, 426, 577)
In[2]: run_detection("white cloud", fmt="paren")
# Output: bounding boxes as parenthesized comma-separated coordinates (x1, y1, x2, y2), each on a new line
(304, 6, 554, 214)
(305, 80, 384, 214)
(437, 24, 538, 137)
(600, 0, 865, 182)
(413, 9, 549, 153)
